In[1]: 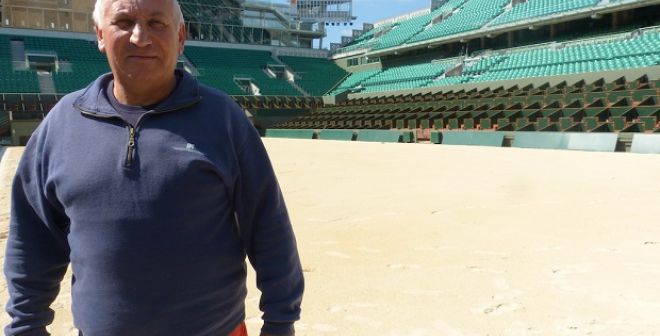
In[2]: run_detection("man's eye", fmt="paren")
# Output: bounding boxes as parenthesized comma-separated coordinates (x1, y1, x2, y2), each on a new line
(113, 19, 134, 30)
(150, 21, 166, 29)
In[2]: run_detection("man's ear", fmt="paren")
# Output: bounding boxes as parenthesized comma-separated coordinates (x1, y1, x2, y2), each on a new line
(95, 25, 106, 53)
(178, 23, 186, 55)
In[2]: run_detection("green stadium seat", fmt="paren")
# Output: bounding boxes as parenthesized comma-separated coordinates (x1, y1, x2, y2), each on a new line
(632, 89, 659, 102)
(515, 117, 535, 131)
(537, 118, 559, 132)
(582, 117, 602, 132)
(607, 91, 632, 104)
(559, 117, 581, 132)
(496, 118, 514, 131)
(636, 96, 660, 116)
(638, 116, 659, 131)
(584, 107, 609, 120)
(619, 122, 645, 133)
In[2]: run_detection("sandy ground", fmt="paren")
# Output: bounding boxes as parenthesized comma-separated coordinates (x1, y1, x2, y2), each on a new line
(2, 139, 660, 336)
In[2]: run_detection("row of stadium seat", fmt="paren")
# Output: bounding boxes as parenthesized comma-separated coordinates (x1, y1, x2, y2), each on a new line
(276, 75, 660, 133)
(488, 0, 600, 27)
(372, 8, 443, 51)
(409, 0, 509, 44)
(0, 93, 61, 112)
(335, 30, 660, 94)
(339, 0, 606, 53)
(356, 60, 456, 93)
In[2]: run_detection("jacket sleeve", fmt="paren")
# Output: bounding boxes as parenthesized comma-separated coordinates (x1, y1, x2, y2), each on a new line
(4, 128, 71, 336)
(232, 125, 304, 336)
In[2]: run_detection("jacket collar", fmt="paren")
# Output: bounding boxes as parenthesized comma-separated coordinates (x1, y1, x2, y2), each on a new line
(73, 69, 202, 117)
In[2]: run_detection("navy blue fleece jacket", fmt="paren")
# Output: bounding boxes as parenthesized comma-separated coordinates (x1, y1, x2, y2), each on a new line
(4, 71, 303, 336)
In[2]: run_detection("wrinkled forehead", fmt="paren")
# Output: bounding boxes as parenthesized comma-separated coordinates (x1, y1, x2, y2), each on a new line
(105, 0, 173, 18)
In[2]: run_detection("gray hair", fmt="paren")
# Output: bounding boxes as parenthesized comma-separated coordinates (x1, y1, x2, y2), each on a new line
(93, 0, 185, 27)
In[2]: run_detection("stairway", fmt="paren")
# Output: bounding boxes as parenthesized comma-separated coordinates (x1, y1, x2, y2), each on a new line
(270, 54, 310, 96)
(37, 71, 56, 94)
(10, 40, 28, 70)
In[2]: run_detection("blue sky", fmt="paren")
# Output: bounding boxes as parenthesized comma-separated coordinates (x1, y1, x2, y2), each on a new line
(319, 0, 431, 49)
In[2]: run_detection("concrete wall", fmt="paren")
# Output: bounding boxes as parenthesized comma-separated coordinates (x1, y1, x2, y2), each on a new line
(10, 120, 40, 145)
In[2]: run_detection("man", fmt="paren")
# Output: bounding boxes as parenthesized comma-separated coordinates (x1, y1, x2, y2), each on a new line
(4, 0, 304, 334)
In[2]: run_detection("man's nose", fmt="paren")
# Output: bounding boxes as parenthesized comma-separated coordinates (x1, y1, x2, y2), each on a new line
(129, 22, 151, 47)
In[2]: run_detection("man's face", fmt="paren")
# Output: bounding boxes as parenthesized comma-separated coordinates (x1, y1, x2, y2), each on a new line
(95, 0, 185, 84)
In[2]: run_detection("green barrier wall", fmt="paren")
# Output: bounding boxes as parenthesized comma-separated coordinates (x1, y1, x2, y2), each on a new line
(513, 132, 567, 149)
(356, 130, 404, 143)
(446, 131, 505, 147)
(565, 133, 618, 152)
(265, 129, 316, 139)
(630, 134, 660, 154)
(318, 129, 356, 141)
(432, 131, 505, 147)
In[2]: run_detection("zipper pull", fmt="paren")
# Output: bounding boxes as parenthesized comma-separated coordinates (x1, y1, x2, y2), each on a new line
(125, 126, 136, 167)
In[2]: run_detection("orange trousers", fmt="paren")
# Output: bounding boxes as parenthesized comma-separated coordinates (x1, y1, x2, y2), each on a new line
(229, 322, 248, 336)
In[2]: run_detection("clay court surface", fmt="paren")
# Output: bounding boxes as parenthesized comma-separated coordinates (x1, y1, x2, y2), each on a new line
(1, 139, 660, 336)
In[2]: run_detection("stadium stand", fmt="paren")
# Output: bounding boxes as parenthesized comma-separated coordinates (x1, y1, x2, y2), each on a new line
(22, 35, 110, 93)
(372, 9, 443, 51)
(279, 56, 347, 96)
(0, 35, 40, 93)
(185, 46, 302, 96)
(2, 0, 660, 152)
(333, 29, 660, 94)
(409, 0, 509, 44)
(489, 0, 601, 27)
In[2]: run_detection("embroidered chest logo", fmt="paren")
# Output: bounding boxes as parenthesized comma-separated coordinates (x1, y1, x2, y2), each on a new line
(172, 143, 204, 155)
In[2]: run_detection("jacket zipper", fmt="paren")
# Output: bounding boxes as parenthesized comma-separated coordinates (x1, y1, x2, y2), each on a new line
(125, 126, 136, 167)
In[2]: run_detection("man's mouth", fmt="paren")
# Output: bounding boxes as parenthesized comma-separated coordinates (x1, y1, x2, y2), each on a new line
(128, 55, 157, 59)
